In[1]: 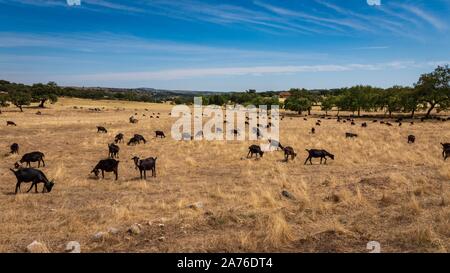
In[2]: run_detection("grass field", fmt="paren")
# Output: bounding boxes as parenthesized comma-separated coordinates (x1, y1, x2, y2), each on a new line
(0, 97, 449, 253)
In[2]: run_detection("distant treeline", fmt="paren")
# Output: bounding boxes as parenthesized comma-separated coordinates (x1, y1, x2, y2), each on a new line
(200, 65, 450, 118)
(0, 81, 188, 111)
(0, 65, 449, 118)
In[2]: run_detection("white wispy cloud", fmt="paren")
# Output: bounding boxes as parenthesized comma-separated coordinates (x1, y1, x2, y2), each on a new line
(60, 61, 443, 82)
(398, 4, 447, 31)
(2, 0, 448, 37)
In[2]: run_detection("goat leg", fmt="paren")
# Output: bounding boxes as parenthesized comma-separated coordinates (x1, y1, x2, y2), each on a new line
(26, 183, 35, 193)
(15, 182, 21, 194)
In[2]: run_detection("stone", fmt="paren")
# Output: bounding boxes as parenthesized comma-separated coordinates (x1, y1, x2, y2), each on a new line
(93, 231, 107, 241)
(108, 227, 120, 235)
(187, 202, 204, 209)
(128, 224, 142, 235)
(65, 241, 81, 253)
(26, 241, 49, 253)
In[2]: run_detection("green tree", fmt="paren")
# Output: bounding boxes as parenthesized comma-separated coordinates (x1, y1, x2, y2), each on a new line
(415, 65, 450, 118)
(379, 86, 403, 117)
(320, 96, 335, 116)
(284, 96, 312, 115)
(399, 87, 420, 118)
(31, 81, 59, 108)
(9, 89, 31, 112)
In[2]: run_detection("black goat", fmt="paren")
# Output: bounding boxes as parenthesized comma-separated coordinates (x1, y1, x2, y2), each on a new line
(407, 135, 415, 144)
(108, 143, 120, 158)
(134, 134, 147, 143)
(91, 159, 119, 180)
(10, 168, 54, 194)
(128, 134, 147, 145)
(441, 143, 450, 159)
(268, 139, 283, 150)
(361, 122, 367, 127)
(10, 143, 19, 154)
(345, 132, 358, 138)
(129, 116, 139, 124)
(20, 151, 45, 168)
(114, 133, 124, 144)
(6, 121, 17, 126)
(283, 146, 297, 162)
(97, 126, 108, 133)
(247, 145, 264, 158)
(311, 127, 315, 134)
(304, 149, 335, 165)
(444, 149, 450, 161)
(155, 131, 166, 138)
(132, 156, 157, 179)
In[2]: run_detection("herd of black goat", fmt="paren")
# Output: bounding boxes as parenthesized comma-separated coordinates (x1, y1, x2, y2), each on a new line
(4, 113, 450, 195)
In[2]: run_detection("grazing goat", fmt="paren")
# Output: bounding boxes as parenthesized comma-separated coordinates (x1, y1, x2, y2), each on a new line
(97, 126, 108, 133)
(361, 122, 367, 127)
(20, 152, 45, 168)
(252, 127, 263, 139)
(108, 143, 120, 158)
(91, 159, 119, 180)
(10, 143, 19, 154)
(304, 149, 335, 165)
(345, 132, 358, 138)
(195, 130, 204, 138)
(268, 139, 283, 151)
(283, 146, 297, 162)
(441, 143, 450, 159)
(182, 132, 193, 140)
(407, 135, 415, 144)
(155, 131, 166, 138)
(134, 134, 147, 143)
(10, 168, 54, 194)
(315, 122, 321, 126)
(132, 156, 157, 179)
(444, 149, 450, 161)
(351, 121, 356, 125)
(247, 145, 264, 158)
(114, 133, 124, 144)
(6, 121, 17, 126)
(128, 135, 146, 145)
(311, 127, 315, 134)
(129, 116, 139, 124)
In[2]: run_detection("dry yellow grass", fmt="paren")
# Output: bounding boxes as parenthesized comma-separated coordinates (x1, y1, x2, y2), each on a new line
(0, 97, 449, 253)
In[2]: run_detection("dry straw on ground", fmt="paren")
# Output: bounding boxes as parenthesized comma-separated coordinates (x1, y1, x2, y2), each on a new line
(0, 97, 449, 252)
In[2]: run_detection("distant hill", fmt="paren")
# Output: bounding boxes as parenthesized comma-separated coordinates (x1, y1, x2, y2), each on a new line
(66, 86, 225, 96)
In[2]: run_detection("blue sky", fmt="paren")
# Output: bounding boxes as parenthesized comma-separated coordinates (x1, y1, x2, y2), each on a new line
(0, 0, 449, 91)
